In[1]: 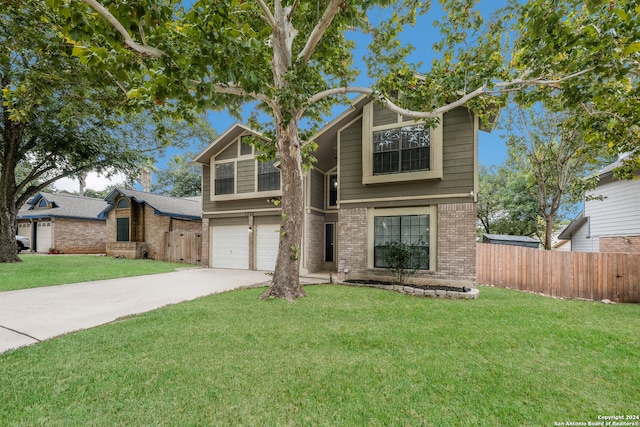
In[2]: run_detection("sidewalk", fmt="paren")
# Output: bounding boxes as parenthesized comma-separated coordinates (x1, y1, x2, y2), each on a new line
(0, 269, 330, 354)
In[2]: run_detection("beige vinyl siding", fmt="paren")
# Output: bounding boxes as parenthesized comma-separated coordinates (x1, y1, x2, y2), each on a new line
(310, 169, 324, 209)
(216, 141, 238, 161)
(373, 103, 398, 126)
(204, 198, 280, 213)
(202, 165, 211, 208)
(325, 213, 338, 223)
(254, 215, 282, 225)
(209, 217, 248, 226)
(340, 107, 475, 204)
(237, 160, 255, 194)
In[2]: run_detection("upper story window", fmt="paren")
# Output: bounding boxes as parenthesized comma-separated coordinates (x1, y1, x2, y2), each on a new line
(362, 102, 443, 185)
(328, 174, 338, 207)
(38, 199, 48, 208)
(215, 163, 235, 195)
(258, 160, 280, 191)
(373, 125, 430, 175)
(116, 198, 130, 209)
(240, 136, 253, 155)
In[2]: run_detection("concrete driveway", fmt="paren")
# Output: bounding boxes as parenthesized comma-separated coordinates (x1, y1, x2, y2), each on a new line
(0, 268, 327, 354)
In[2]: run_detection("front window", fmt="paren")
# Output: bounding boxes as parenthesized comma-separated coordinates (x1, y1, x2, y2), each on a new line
(373, 124, 430, 175)
(258, 160, 280, 191)
(215, 163, 235, 195)
(374, 215, 429, 269)
(116, 217, 130, 242)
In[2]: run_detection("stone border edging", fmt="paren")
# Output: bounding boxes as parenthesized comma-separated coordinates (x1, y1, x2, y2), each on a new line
(342, 282, 479, 299)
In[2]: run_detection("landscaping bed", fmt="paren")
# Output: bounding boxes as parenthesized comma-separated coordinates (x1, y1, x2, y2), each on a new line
(344, 279, 479, 299)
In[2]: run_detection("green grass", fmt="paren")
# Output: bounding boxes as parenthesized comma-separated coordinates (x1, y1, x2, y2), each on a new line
(0, 255, 195, 292)
(1, 285, 638, 426)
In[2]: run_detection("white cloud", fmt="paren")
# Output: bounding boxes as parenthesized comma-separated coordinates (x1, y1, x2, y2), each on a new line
(54, 172, 127, 193)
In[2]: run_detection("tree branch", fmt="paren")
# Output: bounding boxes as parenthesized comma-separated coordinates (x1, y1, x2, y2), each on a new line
(298, 0, 343, 63)
(255, 0, 278, 30)
(304, 85, 488, 119)
(495, 67, 596, 89)
(81, 0, 165, 58)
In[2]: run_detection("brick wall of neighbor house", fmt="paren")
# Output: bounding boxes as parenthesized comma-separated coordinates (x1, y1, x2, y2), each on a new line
(304, 212, 325, 273)
(600, 236, 640, 254)
(434, 202, 476, 282)
(143, 206, 202, 260)
(337, 207, 368, 274)
(53, 218, 106, 254)
(141, 205, 169, 260)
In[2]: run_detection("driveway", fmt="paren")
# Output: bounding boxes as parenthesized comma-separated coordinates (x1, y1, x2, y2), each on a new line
(0, 268, 328, 354)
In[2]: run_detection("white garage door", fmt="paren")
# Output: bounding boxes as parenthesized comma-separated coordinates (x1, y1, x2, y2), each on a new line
(36, 221, 52, 253)
(211, 226, 249, 269)
(256, 224, 280, 271)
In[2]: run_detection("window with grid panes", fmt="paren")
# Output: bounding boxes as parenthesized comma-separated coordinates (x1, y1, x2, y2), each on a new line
(258, 159, 280, 191)
(373, 124, 430, 175)
(215, 163, 234, 195)
(116, 217, 130, 242)
(373, 215, 429, 269)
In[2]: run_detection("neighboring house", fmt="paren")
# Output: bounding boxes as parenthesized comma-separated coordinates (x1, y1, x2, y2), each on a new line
(558, 155, 640, 253)
(482, 234, 540, 249)
(194, 96, 488, 286)
(99, 188, 202, 260)
(17, 192, 107, 254)
(552, 239, 571, 252)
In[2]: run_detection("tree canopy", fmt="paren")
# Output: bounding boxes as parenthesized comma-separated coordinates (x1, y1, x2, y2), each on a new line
(42, 0, 640, 298)
(0, 0, 203, 263)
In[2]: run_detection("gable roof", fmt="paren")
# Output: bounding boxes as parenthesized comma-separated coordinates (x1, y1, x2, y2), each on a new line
(18, 192, 108, 221)
(100, 188, 201, 220)
(192, 123, 265, 165)
(558, 211, 587, 240)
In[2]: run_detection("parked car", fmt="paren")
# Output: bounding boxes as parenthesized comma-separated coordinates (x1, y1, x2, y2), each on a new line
(16, 235, 30, 253)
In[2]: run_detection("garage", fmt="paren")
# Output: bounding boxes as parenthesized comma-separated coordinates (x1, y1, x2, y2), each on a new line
(35, 221, 52, 253)
(255, 224, 280, 271)
(211, 226, 249, 269)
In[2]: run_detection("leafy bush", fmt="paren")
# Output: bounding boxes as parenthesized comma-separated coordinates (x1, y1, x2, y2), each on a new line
(381, 240, 426, 284)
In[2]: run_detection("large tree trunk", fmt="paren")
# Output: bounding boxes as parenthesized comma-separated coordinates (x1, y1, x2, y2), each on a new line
(0, 171, 21, 263)
(260, 124, 307, 301)
(543, 213, 554, 250)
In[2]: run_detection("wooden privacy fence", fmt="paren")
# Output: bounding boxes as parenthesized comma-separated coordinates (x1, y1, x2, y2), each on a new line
(476, 243, 640, 303)
(164, 231, 202, 265)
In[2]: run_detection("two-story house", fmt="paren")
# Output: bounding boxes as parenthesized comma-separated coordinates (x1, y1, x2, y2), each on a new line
(193, 96, 482, 286)
(558, 155, 640, 253)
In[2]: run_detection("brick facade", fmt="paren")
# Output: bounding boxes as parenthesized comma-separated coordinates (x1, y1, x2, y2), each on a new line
(337, 203, 477, 285)
(337, 207, 368, 273)
(201, 218, 210, 267)
(53, 218, 106, 254)
(435, 202, 476, 282)
(17, 218, 106, 254)
(304, 211, 326, 273)
(600, 235, 640, 254)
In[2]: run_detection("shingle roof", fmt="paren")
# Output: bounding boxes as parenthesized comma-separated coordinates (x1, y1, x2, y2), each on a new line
(18, 192, 108, 221)
(483, 234, 539, 243)
(558, 211, 587, 240)
(101, 188, 201, 220)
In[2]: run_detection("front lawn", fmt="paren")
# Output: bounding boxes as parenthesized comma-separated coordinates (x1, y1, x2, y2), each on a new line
(0, 255, 195, 292)
(1, 286, 638, 425)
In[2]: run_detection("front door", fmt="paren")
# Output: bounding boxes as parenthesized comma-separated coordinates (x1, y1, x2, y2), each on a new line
(325, 223, 335, 263)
